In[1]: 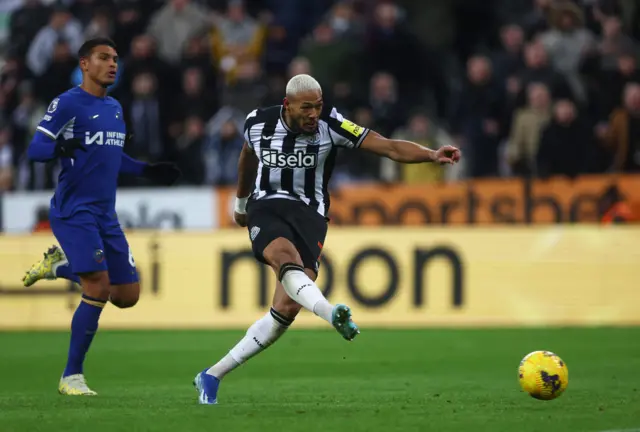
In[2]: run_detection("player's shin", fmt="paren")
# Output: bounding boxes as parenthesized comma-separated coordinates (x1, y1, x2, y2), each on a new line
(279, 263, 334, 323)
(206, 308, 291, 379)
(63, 294, 105, 377)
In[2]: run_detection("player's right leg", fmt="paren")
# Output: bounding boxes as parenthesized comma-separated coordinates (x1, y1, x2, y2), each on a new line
(46, 213, 111, 396)
(262, 237, 359, 341)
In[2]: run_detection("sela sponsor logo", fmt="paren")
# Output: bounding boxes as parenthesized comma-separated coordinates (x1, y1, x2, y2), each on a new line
(261, 149, 318, 169)
(85, 131, 126, 147)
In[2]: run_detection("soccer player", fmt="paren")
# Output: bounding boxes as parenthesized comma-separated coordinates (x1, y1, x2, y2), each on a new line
(193, 74, 461, 404)
(22, 37, 181, 396)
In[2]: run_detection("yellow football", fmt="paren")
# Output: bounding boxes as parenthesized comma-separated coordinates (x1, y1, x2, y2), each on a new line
(518, 350, 568, 400)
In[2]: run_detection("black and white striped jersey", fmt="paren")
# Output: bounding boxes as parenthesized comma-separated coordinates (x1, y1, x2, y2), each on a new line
(244, 105, 370, 217)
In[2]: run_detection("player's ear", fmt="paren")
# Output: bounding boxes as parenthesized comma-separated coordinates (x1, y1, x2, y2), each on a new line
(283, 97, 289, 109)
(79, 57, 88, 72)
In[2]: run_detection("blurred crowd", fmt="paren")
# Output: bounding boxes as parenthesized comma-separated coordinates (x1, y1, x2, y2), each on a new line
(0, 0, 640, 192)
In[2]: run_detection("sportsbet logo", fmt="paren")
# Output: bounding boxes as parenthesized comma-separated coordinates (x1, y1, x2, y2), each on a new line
(340, 119, 364, 137)
(261, 149, 318, 169)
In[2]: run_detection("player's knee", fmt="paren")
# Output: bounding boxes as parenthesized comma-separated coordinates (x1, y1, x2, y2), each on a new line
(78, 271, 110, 300)
(263, 237, 302, 270)
(109, 283, 140, 309)
(109, 293, 139, 309)
(272, 297, 302, 320)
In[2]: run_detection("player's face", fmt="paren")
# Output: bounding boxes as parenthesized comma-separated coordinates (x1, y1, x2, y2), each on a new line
(83, 45, 119, 88)
(286, 90, 322, 134)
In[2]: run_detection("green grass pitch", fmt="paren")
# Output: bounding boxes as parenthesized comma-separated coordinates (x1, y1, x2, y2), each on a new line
(0, 327, 639, 432)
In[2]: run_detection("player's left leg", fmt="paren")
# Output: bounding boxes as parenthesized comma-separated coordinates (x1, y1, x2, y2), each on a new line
(97, 215, 140, 308)
(194, 277, 303, 404)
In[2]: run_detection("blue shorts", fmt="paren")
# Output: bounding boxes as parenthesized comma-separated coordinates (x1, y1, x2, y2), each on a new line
(50, 210, 138, 285)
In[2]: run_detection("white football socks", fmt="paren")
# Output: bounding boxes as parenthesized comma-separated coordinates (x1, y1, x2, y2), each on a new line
(206, 308, 291, 379)
(280, 266, 334, 323)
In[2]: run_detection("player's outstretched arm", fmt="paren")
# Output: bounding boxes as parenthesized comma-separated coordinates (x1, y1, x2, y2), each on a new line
(27, 131, 86, 162)
(233, 142, 259, 227)
(359, 131, 461, 165)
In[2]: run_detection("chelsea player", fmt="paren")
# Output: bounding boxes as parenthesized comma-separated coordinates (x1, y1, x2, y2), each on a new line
(22, 38, 181, 396)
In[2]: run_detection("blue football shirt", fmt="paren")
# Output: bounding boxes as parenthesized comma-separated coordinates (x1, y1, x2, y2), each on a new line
(36, 86, 127, 219)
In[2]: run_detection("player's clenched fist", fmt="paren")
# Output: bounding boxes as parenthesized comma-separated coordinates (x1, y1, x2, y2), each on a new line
(434, 145, 461, 165)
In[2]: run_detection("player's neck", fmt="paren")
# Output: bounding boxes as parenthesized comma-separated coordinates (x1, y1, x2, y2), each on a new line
(80, 81, 108, 98)
(283, 111, 308, 135)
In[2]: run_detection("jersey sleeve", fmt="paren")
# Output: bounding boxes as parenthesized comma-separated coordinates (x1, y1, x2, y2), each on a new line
(36, 96, 75, 140)
(324, 107, 370, 149)
(243, 109, 260, 150)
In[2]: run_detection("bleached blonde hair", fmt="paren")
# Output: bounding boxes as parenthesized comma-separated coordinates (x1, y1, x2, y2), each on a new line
(285, 74, 322, 98)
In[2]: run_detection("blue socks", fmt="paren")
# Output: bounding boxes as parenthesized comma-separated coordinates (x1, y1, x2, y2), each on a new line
(55, 263, 81, 284)
(63, 294, 105, 377)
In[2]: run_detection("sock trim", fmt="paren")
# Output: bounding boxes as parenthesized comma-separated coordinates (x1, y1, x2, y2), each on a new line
(81, 294, 107, 308)
(270, 307, 294, 327)
(278, 262, 304, 282)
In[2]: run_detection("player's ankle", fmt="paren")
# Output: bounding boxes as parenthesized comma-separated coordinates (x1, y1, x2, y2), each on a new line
(312, 299, 334, 323)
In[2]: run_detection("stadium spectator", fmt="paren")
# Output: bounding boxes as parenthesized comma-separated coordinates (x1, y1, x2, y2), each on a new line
(367, 72, 404, 138)
(8, 0, 51, 58)
(450, 55, 504, 178)
(537, 99, 590, 178)
(83, 7, 114, 40)
(0, 123, 14, 191)
(381, 111, 461, 184)
(176, 115, 208, 185)
(3, 0, 640, 192)
(147, 0, 211, 65)
(513, 41, 574, 108)
(602, 82, 640, 172)
(539, 2, 596, 102)
(507, 82, 552, 176)
(121, 72, 168, 163)
(210, 0, 265, 85)
(598, 14, 638, 71)
(492, 23, 526, 85)
(596, 50, 640, 120)
(201, 116, 243, 186)
(10, 81, 45, 166)
(35, 40, 76, 104)
(26, 5, 83, 77)
(298, 21, 359, 94)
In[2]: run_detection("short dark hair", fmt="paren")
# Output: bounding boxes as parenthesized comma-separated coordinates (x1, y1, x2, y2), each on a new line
(78, 37, 117, 59)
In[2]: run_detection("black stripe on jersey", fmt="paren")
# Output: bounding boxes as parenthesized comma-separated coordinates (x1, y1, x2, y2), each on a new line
(279, 131, 297, 194)
(259, 115, 279, 194)
(304, 142, 320, 210)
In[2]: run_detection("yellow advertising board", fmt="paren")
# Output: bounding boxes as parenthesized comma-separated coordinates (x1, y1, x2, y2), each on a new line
(0, 226, 639, 330)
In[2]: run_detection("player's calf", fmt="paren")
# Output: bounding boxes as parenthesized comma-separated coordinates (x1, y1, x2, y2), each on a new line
(109, 283, 140, 308)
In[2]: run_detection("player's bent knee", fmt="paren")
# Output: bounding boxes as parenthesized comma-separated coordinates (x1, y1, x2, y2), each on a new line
(109, 283, 140, 309)
(78, 271, 111, 300)
(272, 298, 302, 320)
